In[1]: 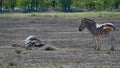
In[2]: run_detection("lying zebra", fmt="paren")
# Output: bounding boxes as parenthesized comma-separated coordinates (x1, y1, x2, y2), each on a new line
(25, 35, 44, 47)
(79, 18, 116, 50)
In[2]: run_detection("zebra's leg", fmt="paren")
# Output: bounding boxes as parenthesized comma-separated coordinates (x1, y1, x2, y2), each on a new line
(94, 36, 100, 50)
(109, 34, 115, 51)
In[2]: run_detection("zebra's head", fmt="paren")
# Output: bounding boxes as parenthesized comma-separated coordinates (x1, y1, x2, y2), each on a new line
(79, 18, 96, 31)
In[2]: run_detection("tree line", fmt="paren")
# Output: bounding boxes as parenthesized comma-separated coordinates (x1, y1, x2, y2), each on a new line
(0, 0, 120, 12)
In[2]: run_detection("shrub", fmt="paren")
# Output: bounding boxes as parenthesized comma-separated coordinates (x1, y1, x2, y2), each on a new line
(8, 62, 17, 66)
(92, 65, 103, 68)
(15, 49, 22, 54)
(0, 63, 3, 68)
(42, 44, 56, 51)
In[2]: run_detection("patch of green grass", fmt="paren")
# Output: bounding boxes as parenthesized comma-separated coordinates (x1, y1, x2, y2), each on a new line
(8, 62, 17, 66)
(92, 65, 103, 68)
(0, 63, 3, 68)
(0, 12, 120, 18)
(25, 45, 43, 50)
(97, 12, 120, 18)
(14, 49, 22, 54)
(46, 64, 64, 68)
(46, 64, 55, 68)
(25, 47, 33, 50)
(41, 44, 57, 51)
(57, 65, 64, 68)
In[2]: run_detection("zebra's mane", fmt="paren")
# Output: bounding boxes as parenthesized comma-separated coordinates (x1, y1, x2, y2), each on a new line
(83, 18, 96, 24)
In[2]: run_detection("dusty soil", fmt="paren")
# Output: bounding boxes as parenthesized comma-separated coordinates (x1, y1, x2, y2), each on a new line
(0, 17, 120, 68)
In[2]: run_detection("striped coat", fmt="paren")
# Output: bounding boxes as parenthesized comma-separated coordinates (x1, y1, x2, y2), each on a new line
(79, 18, 116, 50)
(25, 35, 44, 47)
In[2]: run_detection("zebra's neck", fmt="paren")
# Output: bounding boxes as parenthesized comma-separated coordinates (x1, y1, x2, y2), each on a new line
(86, 23, 98, 34)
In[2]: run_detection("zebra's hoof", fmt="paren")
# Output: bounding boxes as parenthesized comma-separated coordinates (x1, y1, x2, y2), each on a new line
(95, 47, 101, 51)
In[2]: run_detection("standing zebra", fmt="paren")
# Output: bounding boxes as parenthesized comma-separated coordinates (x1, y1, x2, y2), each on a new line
(79, 18, 116, 50)
(25, 35, 44, 47)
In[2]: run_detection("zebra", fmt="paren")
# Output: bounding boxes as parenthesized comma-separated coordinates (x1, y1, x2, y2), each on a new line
(79, 18, 116, 50)
(25, 35, 44, 47)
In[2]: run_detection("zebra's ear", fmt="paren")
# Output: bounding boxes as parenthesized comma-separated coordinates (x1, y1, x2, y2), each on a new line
(103, 26, 113, 31)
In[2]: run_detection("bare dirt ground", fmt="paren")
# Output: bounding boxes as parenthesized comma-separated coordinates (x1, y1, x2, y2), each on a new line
(0, 17, 120, 68)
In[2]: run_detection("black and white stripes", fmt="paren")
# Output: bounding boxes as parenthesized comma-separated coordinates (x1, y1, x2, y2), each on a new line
(79, 18, 116, 50)
(25, 35, 44, 47)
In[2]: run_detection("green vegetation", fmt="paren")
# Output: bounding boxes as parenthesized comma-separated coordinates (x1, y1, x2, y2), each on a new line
(57, 65, 64, 68)
(46, 64, 55, 68)
(92, 65, 103, 68)
(46, 64, 64, 68)
(42, 44, 57, 51)
(0, 63, 110, 68)
(0, 0, 120, 12)
(14, 49, 22, 54)
(8, 62, 17, 66)
(0, 63, 3, 68)
(0, 12, 120, 18)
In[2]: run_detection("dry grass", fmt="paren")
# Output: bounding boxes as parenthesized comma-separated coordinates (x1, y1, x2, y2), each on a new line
(0, 15, 120, 68)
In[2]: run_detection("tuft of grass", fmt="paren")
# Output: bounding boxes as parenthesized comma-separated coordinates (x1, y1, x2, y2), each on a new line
(57, 65, 64, 68)
(0, 63, 3, 68)
(92, 65, 103, 68)
(14, 49, 22, 54)
(25, 47, 33, 50)
(46, 64, 55, 68)
(8, 62, 17, 66)
(82, 64, 86, 68)
(46, 64, 64, 68)
(42, 44, 56, 51)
